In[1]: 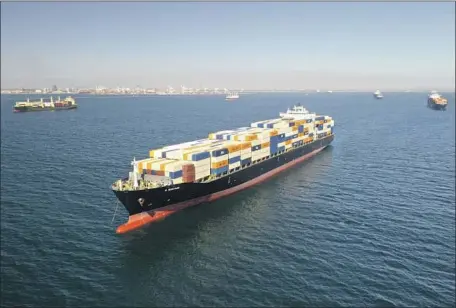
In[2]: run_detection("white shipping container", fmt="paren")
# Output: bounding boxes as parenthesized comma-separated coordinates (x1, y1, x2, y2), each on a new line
(164, 161, 185, 172)
(162, 141, 197, 151)
(250, 140, 261, 146)
(229, 161, 241, 170)
(278, 127, 293, 134)
(195, 165, 210, 173)
(151, 159, 174, 170)
(195, 169, 211, 180)
(240, 152, 251, 160)
(228, 150, 241, 158)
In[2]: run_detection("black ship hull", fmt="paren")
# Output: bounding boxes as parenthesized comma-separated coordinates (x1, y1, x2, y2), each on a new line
(13, 105, 77, 112)
(427, 99, 447, 110)
(113, 134, 334, 233)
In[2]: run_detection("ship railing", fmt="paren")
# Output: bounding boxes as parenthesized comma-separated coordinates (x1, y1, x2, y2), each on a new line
(112, 178, 170, 191)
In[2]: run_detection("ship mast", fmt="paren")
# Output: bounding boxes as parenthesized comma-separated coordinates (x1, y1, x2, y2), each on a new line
(131, 157, 139, 189)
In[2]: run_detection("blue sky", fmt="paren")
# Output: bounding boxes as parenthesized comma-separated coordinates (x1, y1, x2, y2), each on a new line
(1, 2, 454, 90)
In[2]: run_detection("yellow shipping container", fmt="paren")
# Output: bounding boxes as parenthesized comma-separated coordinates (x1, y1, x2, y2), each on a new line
(229, 144, 242, 153)
(240, 142, 251, 150)
(211, 160, 228, 169)
(149, 149, 162, 158)
(292, 126, 298, 132)
(261, 142, 270, 148)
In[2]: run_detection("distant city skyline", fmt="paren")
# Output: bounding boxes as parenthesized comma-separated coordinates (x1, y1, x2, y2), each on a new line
(1, 2, 454, 90)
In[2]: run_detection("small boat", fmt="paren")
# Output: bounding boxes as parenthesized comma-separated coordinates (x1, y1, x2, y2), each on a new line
(427, 91, 448, 110)
(13, 96, 77, 112)
(373, 90, 383, 99)
(225, 92, 240, 101)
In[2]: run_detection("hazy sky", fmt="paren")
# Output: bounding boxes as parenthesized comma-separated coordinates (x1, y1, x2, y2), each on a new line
(1, 2, 455, 90)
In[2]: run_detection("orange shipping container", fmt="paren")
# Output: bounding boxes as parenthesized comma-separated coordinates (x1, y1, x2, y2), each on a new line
(292, 126, 298, 132)
(298, 132, 305, 137)
(285, 140, 292, 145)
(269, 130, 278, 136)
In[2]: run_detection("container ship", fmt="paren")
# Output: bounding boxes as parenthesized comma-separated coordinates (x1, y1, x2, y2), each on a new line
(13, 96, 77, 112)
(112, 104, 335, 234)
(427, 91, 448, 110)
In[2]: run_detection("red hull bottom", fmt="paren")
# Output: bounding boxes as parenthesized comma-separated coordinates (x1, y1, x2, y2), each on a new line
(116, 145, 327, 234)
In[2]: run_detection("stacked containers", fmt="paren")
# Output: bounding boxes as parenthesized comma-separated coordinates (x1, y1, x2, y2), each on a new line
(168, 147, 211, 180)
(225, 143, 242, 170)
(164, 161, 186, 184)
(239, 141, 252, 166)
(209, 144, 229, 175)
(137, 158, 157, 174)
(148, 159, 178, 176)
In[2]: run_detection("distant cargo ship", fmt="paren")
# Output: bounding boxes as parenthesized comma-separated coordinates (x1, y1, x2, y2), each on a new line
(373, 90, 383, 99)
(112, 104, 335, 234)
(13, 96, 77, 112)
(225, 92, 240, 101)
(427, 91, 448, 110)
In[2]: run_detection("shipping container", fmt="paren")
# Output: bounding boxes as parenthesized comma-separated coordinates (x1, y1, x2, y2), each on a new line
(229, 161, 241, 170)
(211, 154, 229, 163)
(241, 157, 252, 166)
(228, 156, 241, 164)
(166, 170, 183, 179)
(211, 165, 229, 175)
(211, 159, 228, 169)
(252, 144, 261, 151)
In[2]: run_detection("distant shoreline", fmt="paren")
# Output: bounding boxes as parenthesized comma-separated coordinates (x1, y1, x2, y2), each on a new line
(1, 90, 454, 95)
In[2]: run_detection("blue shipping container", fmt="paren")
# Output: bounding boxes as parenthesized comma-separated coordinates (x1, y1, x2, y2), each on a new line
(315, 116, 325, 121)
(190, 151, 210, 161)
(211, 165, 229, 175)
(258, 123, 265, 128)
(229, 156, 241, 164)
(298, 125, 304, 133)
(212, 148, 228, 157)
(241, 157, 252, 165)
(169, 170, 183, 179)
(309, 132, 314, 137)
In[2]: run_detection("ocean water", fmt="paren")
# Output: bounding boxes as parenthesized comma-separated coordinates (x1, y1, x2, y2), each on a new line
(1, 92, 455, 307)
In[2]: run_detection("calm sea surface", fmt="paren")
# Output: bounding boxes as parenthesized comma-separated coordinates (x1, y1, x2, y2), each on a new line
(1, 92, 455, 307)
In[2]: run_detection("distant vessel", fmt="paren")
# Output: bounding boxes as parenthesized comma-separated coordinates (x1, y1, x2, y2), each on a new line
(373, 90, 383, 99)
(427, 91, 448, 110)
(225, 92, 240, 101)
(13, 96, 77, 112)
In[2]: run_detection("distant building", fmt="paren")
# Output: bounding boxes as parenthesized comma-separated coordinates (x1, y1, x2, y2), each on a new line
(52, 85, 58, 92)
